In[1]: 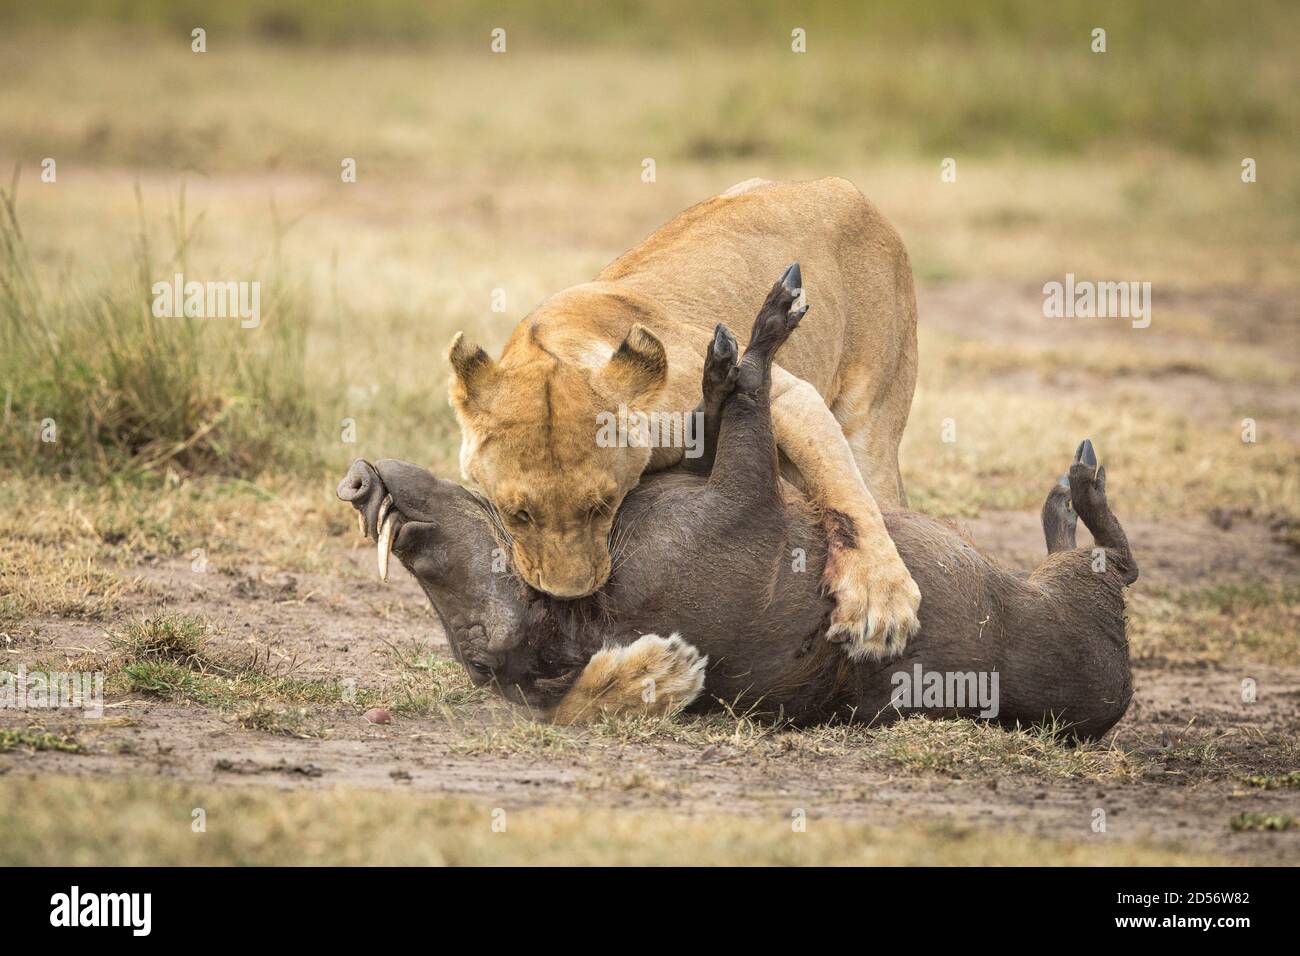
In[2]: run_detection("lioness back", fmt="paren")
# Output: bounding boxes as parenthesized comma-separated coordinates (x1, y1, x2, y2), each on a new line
(593, 176, 915, 398)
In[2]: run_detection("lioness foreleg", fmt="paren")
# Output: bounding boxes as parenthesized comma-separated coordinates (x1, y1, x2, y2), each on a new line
(769, 368, 920, 660)
(549, 634, 708, 725)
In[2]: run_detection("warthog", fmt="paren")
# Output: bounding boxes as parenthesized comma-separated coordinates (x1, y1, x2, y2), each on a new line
(339, 274, 1136, 739)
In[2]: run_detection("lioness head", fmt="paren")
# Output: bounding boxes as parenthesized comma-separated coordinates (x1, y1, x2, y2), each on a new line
(447, 323, 668, 598)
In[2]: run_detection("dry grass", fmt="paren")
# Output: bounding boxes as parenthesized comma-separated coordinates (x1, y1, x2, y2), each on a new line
(15, 611, 486, 721)
(2, 21, 1297, 482)
(455, 706, 1142, 783)
(5, 3, 1298, 163)
(109, 614, 208, 665)
(0, 472, 348, 631)
(0, 534, 144, 626)
(380, 638, 492, 714)
(0, 772, 1226, 865)
(1129, 582, 1300, 666)
(864, 718, 1141, 780)
(234, 702, 326, 738)
(905, 344, 1298, 521)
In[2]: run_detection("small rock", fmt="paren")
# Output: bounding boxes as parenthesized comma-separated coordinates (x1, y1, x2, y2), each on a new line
(363, 708, 392, 725)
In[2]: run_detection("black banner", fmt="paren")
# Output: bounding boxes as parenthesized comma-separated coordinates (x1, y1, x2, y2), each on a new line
(0, 867, 1278, 940)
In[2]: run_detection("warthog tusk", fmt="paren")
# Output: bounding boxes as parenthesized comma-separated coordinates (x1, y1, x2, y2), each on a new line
(377, 494, 393, 531)
(357, 511, 366, 537)
(377, 512, 398, 582)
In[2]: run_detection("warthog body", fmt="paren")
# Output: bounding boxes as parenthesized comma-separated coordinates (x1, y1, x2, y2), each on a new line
(340, 276, 1136, 739)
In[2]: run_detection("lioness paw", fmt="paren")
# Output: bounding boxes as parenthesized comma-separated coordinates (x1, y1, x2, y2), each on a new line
(551, 633, 708, 725)
(823, 546, 920, 661)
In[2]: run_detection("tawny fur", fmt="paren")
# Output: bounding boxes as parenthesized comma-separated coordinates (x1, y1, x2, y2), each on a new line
(549, 633, 707, 725)
(447, 177, 921, 657)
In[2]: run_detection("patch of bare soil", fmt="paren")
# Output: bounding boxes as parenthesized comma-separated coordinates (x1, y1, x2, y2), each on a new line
(962, 510, 1299, 591)
(916, 281, 1300, 439)
(4, 511, 1297, 864)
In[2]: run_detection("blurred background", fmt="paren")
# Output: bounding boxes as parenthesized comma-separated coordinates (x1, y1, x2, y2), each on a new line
(0, 0, 1296, 641)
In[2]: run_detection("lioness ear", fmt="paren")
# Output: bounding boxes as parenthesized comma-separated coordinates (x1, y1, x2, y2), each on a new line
(597, 324, 668, 406)
(447, 332, 498, 413)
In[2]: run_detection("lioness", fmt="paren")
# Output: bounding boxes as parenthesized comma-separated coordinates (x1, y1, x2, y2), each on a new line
(343, 276, 1136, 738)
(447, 177, 921, 659)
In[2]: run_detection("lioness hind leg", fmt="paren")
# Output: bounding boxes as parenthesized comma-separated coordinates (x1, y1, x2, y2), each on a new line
(549, 634, 708, 726)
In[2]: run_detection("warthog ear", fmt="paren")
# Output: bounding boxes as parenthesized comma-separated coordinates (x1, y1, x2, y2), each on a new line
(447, 332, 498, 413)
(597, 324, 668, 406)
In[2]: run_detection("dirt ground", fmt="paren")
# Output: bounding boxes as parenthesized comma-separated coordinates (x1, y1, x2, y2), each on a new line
(4, 280, 1297, 865)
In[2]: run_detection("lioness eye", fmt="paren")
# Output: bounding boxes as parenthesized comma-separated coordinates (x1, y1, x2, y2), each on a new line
(510, 509, 531, 525)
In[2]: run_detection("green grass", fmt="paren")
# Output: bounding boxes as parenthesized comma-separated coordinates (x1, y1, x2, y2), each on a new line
(380, 640, 492, 715)
(1229, 811, 1297, 832)
(0, 729, 82, 753)
(116, 658, 374, 710)
(110, 614, 209, 666)
(1240, 771, 1300, 790)
(0, 185, 323, 480)
(1192, 581, 1300, 615)
(103, 613, 374, 710)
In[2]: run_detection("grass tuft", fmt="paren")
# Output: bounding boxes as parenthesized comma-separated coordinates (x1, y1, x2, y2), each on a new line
(0, 729, 82, 753)
(106, 612, 381, 713)
(381, 642, 491, 715)
(1240, 771, 1300, 791)
(1229, 811, 1297, 832)
(235, 702, 326, 738)
(0, 184, 322, 480)
(865, 717, 1141, 780)
(110, 614, 208, 666)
